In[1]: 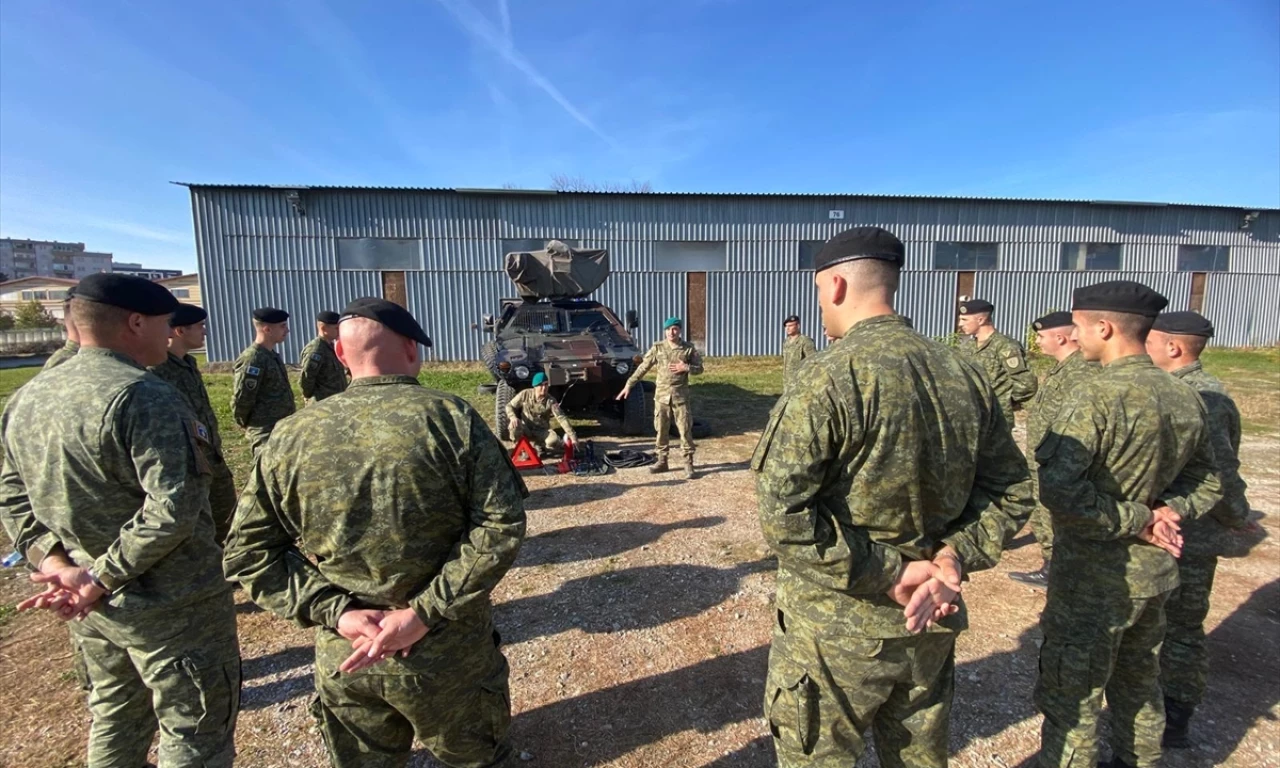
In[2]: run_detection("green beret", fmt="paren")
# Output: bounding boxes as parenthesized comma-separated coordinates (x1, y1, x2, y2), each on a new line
(663, 317, 682, 330)
(531, 372, 548, 386)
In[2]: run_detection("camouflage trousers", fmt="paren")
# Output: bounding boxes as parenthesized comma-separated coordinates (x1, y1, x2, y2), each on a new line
(654, 399, 694, 460)
(1036, 588, 1170, 768)
(1160, 555, 1218, 707)
(208, 456, 238, 544)
(245, 426, 273, 457)
(1029, 505, 1055, 563)
(72, 592, 241, 768)
(311, 623, 517, 768)
(513, 423, 564, 454)
(766, 612, 956, 768)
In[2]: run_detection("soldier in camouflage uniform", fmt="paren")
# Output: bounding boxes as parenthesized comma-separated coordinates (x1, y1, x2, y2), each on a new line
(1145, 311, 1253, 749)
(618, 317, 704, 479)
(232, 306, 296, 455)
(149, 303, 239, 542)
(224, 297, 527, 768)
(299, 310, 348, 403)
(1035, 281, 1223, 768)
(42, 287, 80, 371)
(506, 371, 577, 454)
(754, 227, 1034, 768)
(1008, 311, 1099, 588)
(781, 313, 817, 394)
(1, 273, 240, 767)
(958, 299, 1038, 425)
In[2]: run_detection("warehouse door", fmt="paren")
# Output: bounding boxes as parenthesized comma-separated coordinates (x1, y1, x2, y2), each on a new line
(956, 271, 976, 303)
(382, 271, 407, 308)
(686, 272, 707, 351)
(1189, 273, 1207, 312)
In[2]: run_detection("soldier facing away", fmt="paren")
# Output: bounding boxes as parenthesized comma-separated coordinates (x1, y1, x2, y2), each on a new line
(300, 309, 349, 403)
(753, 227, 1034, 767)
(1, 273, 240, 767)
(42, 286, 80, 371)
(618, 317, 704, 479)
(958, 298, 1038, 425)
(506, 371, 577, 455)
(224, 297, 527, 768)
(1145, 310, 1254, 749)
(232, 306, 296, 455)
(781, 313, 817, 394)
(1034, 281, 1222, 768)
(149, 302, 239, 543)
(1007, 311, 1099, 588)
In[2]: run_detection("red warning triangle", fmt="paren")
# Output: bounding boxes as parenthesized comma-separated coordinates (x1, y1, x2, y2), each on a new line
(556, 438, 575, 474)
(511, 436, 544, 469)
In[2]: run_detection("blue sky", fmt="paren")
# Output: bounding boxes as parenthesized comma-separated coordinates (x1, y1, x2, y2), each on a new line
(1, 0, 1277, 273)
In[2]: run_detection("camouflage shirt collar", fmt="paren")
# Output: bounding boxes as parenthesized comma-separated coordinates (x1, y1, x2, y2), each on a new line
(975, 329, 1004, 352)
(1105, 353, 1155, 370)
(78, 345, 145, 370)
(347, 375, 421, 389)
(1171, 360, 1204, 379)
(845, 313, 908, 338)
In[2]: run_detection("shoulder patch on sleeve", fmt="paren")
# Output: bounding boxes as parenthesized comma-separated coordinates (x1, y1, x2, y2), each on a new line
(1006, 356, 1021, 369)
(183, 419, 213, 476)
(246, 365, 261, 376)
(245, 379, 258, 390)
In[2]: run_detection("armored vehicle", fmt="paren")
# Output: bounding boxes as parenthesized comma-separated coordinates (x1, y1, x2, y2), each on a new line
(481, 241, 649, 441)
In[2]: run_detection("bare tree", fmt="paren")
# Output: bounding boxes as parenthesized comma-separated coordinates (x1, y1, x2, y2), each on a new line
(549, 174, 653, 193)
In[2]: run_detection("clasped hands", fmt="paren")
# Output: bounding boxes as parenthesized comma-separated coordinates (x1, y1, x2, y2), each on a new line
(1138, 504, 1183, 558)
(887, 547, 964, 634)
(336, 607, 429, 674)
(16, 554, 107, 621)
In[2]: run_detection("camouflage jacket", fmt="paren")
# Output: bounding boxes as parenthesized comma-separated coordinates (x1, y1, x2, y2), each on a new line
(232, 343, 295, 430)
(964, 330, 1037, 422)
(224, 376, 528, 640)
(299, 336, 347, 402)
(1173, 361, 1251, 557)
(782, 334, 817, 392)
(1027, 350, 1099, 451)
(0, 347, 226, 614)
(627, 339, 704, 404)
(753, 315, 1033, 638)
(150, 351, 224, 455)
(42, 339, 79, 371)
(1036, 354, 1223, 598)
(506, 387, 575, 437)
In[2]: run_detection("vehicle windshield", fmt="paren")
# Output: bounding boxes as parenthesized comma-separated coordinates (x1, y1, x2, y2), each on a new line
(567, 310, 617, 333)
(506, 304, 564, 333)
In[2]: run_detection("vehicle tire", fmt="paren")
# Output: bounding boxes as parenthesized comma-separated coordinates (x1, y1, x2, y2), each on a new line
(477, 383, 497, 394)
(622, 385, 648, 436)
(494, 380, 513, 441)
(641, 380, 656, 394)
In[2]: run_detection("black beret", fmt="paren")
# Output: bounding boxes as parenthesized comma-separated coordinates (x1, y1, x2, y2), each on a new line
(1071, 280, 1168, 318)
(74, 273, 178, 316)
(1033, 311, 1073, 331)
(783, 315, 800, 325)
(252, 307, 289, 324)
(1153, 311, 1214, 338)
(813, 226, 905, 272)
(64, 285, 76, 301)
(958, 299, 994, 315)
(170, 303, 208, 327)
(316, 310, 341, 325)
(340, 297, 433, 348)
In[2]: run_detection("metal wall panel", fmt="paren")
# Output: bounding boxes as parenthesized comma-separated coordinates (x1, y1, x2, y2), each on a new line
(1203, 273, 1280, 347)
(1230, 245, 1280, 275)
(405, 272, 509, 362)
(202, 270, 381, 363)
(593, 272, 687, 349)
(973, 271, 1193, 345)
(898, 271, 967, 339)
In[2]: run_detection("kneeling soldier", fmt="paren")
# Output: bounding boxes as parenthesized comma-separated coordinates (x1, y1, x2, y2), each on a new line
(506, 372, 577, 455)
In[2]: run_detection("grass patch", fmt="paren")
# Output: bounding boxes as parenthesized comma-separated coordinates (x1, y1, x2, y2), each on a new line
(0, 602, 14, 629)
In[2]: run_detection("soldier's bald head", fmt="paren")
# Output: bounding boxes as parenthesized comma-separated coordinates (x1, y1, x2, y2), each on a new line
(336, 316, 421, 378)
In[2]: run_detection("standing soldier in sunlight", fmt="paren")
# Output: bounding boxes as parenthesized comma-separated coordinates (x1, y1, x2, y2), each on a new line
(781, 314, 817, 394)
(1007, 311, 1099, 588)
(958, 299, 1037, 426)
(754, 227, 1034, 768)
(1035, 282, 1222, 768)
(225, 297, 526, 768)
(149, 302, 239, 542)
(299, 310, 348, 403)
(1145, 311, 1253, 750)
(232, 306, 296, 455)
(617, 317, 704, 479)
(1, 274, 239, 767)
(41, 287, 80, 371)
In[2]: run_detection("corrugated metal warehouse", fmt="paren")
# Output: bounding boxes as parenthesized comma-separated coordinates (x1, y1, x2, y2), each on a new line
(182, 184, 1280, 363)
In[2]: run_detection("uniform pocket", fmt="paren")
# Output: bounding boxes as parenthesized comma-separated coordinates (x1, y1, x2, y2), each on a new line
(180, 655, 241, 735)
(1037, 640, 1095, 700)
(764, 654, 819, 756)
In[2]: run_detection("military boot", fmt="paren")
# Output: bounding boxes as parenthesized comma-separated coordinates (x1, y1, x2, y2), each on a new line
(1009, 563, 1049, 588)
(682, 458, 696, 480)
(649, 456, 669, 474)
(1163, 697, 1195, 749)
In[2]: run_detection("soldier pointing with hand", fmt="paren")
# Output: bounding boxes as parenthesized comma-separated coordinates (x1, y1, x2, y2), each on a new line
(618, 317, 703, 479)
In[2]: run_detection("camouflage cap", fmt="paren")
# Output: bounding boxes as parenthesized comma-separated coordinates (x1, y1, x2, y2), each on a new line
(1152, 310, 1214, 338)
(1032, 311, 1073, 331)
(813, 226, 905, 272)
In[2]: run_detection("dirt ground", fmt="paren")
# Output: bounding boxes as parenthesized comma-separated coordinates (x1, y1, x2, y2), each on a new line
(1, 415, 1277, 768)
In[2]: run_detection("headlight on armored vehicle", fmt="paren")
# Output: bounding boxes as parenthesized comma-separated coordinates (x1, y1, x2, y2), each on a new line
(514, 366, 530, 379)
(498, 362, 511, 372)
(615, 362, 630, 374)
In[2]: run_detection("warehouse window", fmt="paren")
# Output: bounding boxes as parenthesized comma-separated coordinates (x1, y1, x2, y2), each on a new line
(1060, 243, 1123, 271)
(654, 241, 727, 272)
(501, 238, 580, 255)
(797, 241, 825, 270)
(172, 289, 191, 298)
(336, 238, 423, 270)
(1176, 245, 1230, 272)
(933, 242, 999, 270)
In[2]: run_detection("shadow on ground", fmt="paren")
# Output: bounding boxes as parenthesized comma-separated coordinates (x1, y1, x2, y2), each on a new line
(515, 516, 727, 567)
